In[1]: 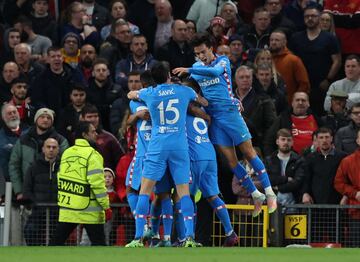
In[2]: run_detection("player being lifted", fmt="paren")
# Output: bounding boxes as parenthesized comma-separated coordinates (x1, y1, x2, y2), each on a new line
(173, 33, 277, 216)
(126, 62, 207, 247)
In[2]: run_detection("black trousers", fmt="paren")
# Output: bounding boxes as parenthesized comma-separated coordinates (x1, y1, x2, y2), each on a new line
(50, 222, 106, 246)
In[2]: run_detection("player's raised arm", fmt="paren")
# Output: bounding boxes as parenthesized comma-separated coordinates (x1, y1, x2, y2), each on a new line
(188, 102, 211, 125)
(195, 94, 208, 107)
(127, 109, 150, 126)
(172, 67, 189, 77)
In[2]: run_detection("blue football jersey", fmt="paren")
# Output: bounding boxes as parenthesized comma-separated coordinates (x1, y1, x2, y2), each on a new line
(129, 100, 152, 157)
(186, 113, 216, 161)
(138, 83, 197, 151)
(189, 55, 239, 110)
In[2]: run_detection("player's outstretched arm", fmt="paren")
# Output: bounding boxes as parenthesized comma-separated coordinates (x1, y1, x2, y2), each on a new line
(188, 62, 225, 77)
(126, 110, 150, 126)
(172, 67, 189, 77)
(188, 102, 211, 125)
(196, 94, 208, 107)
(127, 91, 139, 100)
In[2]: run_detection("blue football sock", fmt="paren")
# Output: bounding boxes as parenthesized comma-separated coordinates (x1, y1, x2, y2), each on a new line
(174, 201, 185, 241)
(180, 195, 194, 238)
(161, 198, 173, 240)
(249, 156, 271, 189)
(232, 163, 256, 193)
(135, 194, 150, 239)
(127, 192, 138, 217)
(192, 196, 197, 233)
(150, 201, 161, 235)
(209, 197, 233, 235)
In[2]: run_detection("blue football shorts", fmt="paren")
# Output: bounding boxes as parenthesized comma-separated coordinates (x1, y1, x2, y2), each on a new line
(190, 160, 219, 198)
(125, 156, 144, 191)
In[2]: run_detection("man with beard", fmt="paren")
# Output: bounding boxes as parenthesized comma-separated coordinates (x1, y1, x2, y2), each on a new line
(80, 104, 123, 171)
(51, 121, 111, 246)
(115, 34, 157, 91)
(302, 127, 347, 242)
(0, 62, 20, 105)
(78, 44, 97, 85)
(270, 30, 310, 103)
(8, 76, 35, 126)
(264, 92, 323, 156)
(86, 58, 123, 131)
(9, 108, 68, 202)
(60, 33, 81, 69)
(289, 6, 341, 116)
(264, 128, 305, 206)
(0, 104, 29, 194)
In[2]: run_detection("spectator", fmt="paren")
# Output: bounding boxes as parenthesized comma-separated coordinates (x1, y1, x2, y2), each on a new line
(264, 0, 296, 38)
(156, 19, 194, 70)
(284, 0, 313, 31)
(60, 32, 81, 69)
(86, 58, 123, 131)
(319, 11, 336, 35)
(0, 62, 20, 105)
(80, 104, 123, 170)
(28, 0, 58, 44)
(0, 28, 21, 68)
(14, 43, 45, 90)
(184, 19, 196, 42)
(220, 1, 247, 37)
(243, 7, 272, 52)
(60, 1, 99, 48)
(334, 129, 360, 247)
(115, 34, 157, 90)
(23, 138, 59, 246)
(110, 71, 142, 140)
(100, 0, 139, 41)
(322, 90, 350, 134)
(57, 84, 87, 145)
(143, 0, 174, 53)
(216, 44, 231, 57)
(228, 34, 248, 78)
(265, 128, 305, 205)
(206, 16, 228, 50)
(186, 0, 227, 33)
(324, 0, 360, 56)
(15, 15, 52, 60)
(302, 127, 347, 204)
(253, 63, 288, 115)
(8, 76, 35, 126)
(77, 44, 97, 86)
(31, 46, 82, 118)
(324, 55, 360, 112)
(234, 65, 277, 150)
(99, 18, 132, 74)
(0, 104, 29, 183)
(9, 107, 68, 201)
(3, 0, 33, 25)
(335, 103, 360, 154)
(50, 121, 110, 246)
(81, 0, 110, 31)
(270, 30, 310, 103)
(289, 6, 341, 116)
(264, 92, 322, 156)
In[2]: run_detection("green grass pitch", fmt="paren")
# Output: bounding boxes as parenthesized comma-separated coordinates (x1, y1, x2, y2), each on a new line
(0, 247, 359, 262)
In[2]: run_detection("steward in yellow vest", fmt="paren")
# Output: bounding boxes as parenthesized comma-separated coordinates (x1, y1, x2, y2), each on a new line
(51, 121, 110, 245)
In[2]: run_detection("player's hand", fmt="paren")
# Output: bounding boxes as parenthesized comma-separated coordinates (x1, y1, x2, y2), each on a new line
(339, 195, 348, 205)
(172, 67, 189, 77)
(137, 110, 150, 120)
(127, 91, 139, 100)
(302, 193, 313, 204)
(105, 208, 113, 222)
(16, 193, 24, 201)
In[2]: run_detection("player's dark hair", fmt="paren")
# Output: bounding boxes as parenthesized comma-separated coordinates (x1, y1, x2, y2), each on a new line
(183, 78, 200, 93)
(345, 54, 360, 64)
(150, 61, 170, 84)
(140, 70, 155, 88)
(74, 121, 92, 139)
(70, 83, 86, 93)
(190, 33, 213, 49)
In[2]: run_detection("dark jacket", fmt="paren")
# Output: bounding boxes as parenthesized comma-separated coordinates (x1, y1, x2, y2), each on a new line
(322, 111, 350, 134)
(31, 63, 82, 118)
(86, 78, 124, 131)
(334, 121, 360, 154)
(100, 36, 130, 74)
(96, 129, 124, 171)
(29, 13, 58, 44)
(23, 155, 59, 204)
(155, 38, 195, 70)
(302, 148, 347, 204)
(91, 3, 111, 31)
(110, 96, 130, 138)
(243, 26, 271, 51)
(265, 151, 305, 202)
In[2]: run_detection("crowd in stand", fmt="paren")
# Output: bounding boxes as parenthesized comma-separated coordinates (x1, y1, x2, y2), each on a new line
(0, 0, 359, 246)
